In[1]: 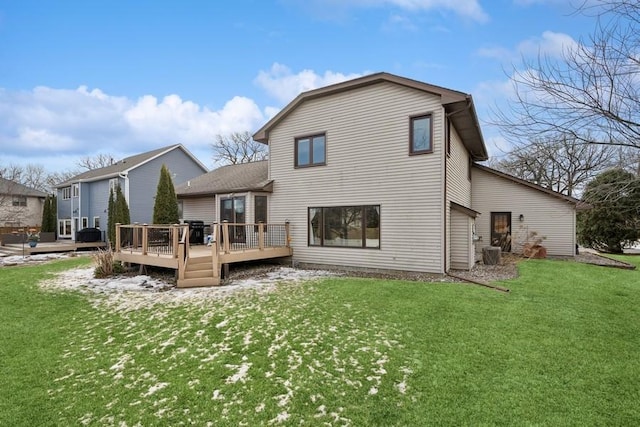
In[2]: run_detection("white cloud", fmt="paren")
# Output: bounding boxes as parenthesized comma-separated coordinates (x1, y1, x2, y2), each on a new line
(283, 0, 489, 22)
(477, 31, 578, 61)
(254, 63, 366, 104)
(313, 0, 488, 22)
(517, 31, 578, 58)
(0, 86, 268, 171)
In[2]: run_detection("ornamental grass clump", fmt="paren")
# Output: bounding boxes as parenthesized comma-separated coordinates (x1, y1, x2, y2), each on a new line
(92, 248, 124, 278)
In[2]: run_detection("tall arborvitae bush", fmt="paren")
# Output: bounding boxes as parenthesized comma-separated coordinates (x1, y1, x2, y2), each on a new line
(107, 184, 130, 248)
(115, 184, 131, 226)
(153, 164, 179, 224)
(41, 195, 57, 233)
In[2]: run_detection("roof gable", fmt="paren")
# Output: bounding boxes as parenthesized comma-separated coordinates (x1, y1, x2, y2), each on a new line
(56, 144, 207, 187)
(175, 161, 271, 197)
(0, 177, 48, 197)
(473, 163, 588, 208)
(253, 72, 488, 161)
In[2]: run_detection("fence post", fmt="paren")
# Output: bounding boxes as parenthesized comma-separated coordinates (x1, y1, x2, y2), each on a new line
(222, 221, 231, 254)
(258, 222, 265, 250)
(285, 221, 291, 247)
(211, 225, 219, 280)
(142, 224, 148, 255)
(172, 224, 180, 258)
(115, 223, 121, 252)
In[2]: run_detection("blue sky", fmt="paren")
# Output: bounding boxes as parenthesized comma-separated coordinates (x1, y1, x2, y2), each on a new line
(0, 0, 593, 173)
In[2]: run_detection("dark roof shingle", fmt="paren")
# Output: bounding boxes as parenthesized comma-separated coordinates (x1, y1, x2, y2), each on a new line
(0, 177, 48, 197)
(176, 161, 271, 197)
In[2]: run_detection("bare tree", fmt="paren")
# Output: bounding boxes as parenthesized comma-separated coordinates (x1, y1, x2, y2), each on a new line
(76, 153, 117, 171)
(491, 134, 617, 196)
(0, 163, 51, 193)
(492, 1, 640, 151)
(211, 132, 268, 165)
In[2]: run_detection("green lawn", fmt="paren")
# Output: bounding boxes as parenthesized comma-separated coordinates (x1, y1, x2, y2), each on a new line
(1, 256, 639, 426)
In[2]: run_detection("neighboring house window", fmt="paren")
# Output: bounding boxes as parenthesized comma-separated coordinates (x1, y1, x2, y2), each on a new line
(254, 195, 267, 231)
(109, 178, 118, 193)
(93, 216, 101, 229)
(295, 133, 326, 167)
(12, 196, 27, 207)
(58, 219, 72, 237)
(72, 184, 79, 198)
(409, 114, 433, 155)
(62, 187, 71, 200)
(178, 200, 184, 219)
(82, 217, 88, 229)
(308, 205, 380, 248)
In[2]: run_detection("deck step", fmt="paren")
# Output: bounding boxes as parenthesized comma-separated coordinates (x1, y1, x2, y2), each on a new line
(184, 269, 215, 279)
(188, 255, 214, 266)
(177, 277, 220, 288)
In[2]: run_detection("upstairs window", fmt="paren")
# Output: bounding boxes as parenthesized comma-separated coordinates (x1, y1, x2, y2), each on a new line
(62, 187, 71, 200)
(410, 114, 433, 155)
(72, 184, 79, 198)
(12, 196, 27, 207)
(295, 134, 326, 167)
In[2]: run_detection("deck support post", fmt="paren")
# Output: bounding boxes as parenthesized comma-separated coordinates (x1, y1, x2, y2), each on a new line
(285, 221, 291, 247)
(258, 222, 265, 251)
(141, 224, 148, 255)
(115, 223, 121, 252)
(222, 221, 231, 254)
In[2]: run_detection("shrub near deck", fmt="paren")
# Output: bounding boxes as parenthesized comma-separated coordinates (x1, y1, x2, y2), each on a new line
(0, 257, 639, 425)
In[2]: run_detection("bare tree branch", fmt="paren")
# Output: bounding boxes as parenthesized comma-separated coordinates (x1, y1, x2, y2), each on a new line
(211, 132, 268, 165)
(490, 134, 616, 197)
(491, 1, 640, 152)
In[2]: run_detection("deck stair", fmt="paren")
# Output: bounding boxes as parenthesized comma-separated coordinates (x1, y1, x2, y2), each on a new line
(114, 222, 292, 288)
(178, 255, 220, 288)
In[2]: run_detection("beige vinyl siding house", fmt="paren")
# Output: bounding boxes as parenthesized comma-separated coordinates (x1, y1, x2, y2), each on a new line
(254, 73, 488, 274)
(0, 177, 47, 228)
(472, 164, 581, 257)
(181, 198, 216, 224)
(446, 122, 477, 270)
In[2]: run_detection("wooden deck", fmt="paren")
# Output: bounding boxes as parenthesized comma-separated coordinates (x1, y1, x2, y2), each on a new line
(1, 241, 107, 256)
(113, 222, 292, 287)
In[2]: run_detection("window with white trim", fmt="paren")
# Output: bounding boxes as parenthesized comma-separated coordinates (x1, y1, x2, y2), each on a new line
(62, 187, 71, 200)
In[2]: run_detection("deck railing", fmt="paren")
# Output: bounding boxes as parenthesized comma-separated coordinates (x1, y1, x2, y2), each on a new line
(214, 222, 290, 253)
(115, 223, 188, 258)
(114, 222, 290, 257)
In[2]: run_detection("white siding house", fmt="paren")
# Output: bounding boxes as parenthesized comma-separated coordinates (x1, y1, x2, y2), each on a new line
(254, 73, 488, 273)
(472, 165, 582, 257)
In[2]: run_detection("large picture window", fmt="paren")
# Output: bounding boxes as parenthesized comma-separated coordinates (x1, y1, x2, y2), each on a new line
(410, 114, 433, 155)
(295, 134, 326, 167)
(308, 205, 380, 248)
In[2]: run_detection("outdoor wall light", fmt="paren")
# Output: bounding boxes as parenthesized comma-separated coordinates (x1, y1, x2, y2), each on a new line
(519, 214, 525, 222)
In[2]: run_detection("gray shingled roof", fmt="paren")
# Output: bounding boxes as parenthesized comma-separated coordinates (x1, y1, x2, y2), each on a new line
(254, 72, 488, 161)
(0, 177, 48, 197)
(55, 144, 205, 187)
(176, 161, 271, 197)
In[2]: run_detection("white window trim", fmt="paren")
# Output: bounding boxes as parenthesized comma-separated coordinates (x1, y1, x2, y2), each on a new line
(72, 184, 79, 198)
(93, 216, 101, 229)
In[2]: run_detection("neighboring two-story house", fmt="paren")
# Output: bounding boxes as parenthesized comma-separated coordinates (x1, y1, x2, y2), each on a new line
(0, 177, 48, 229)
(250, 72, 581, 273)
(55, 144, 208, 241)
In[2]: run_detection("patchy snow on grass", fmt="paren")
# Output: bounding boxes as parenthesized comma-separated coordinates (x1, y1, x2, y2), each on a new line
(39, 266, 339, 312)
(40, 260, 414, 425)
(0, 252, 71, 266)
